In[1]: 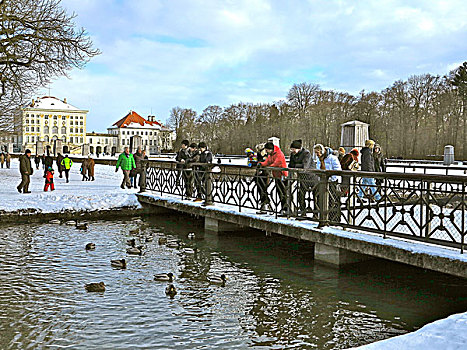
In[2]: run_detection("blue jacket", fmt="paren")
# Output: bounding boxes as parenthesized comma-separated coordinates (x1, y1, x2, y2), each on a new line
(316, 148, 341, 182)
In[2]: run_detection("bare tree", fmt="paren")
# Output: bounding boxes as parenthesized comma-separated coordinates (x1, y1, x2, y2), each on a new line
(450, 62, 467, 159)
(287, 82, 320, 118)
(0, 0, 100, 129)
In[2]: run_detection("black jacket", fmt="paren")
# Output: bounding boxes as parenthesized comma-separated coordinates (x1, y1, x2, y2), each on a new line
(199, 150, 213, 164)
(289, 148, 313, 169)
(360, 147, 375, 172)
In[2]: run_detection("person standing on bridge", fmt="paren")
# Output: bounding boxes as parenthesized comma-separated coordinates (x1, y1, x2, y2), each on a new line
(184, 143, 199, 199)
(358, 140, 381, 201)
(314, 144, 342, 222)
(61, 154, 73, 183)
(373, 143, 385, 187)
(258, 142, 288, 216)
(175, 140, 190, 188)
(116, 147, 136, 189)
(289, 140, 315, 218)
(193, 142, 212, 202)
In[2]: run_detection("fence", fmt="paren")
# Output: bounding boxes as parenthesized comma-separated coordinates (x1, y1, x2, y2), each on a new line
(145, 161, 467, 253)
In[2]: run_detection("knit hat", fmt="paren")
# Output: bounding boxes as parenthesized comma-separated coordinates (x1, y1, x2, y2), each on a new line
(25, 149, 31, 154)
(198, 142, 206, 149)
(338, 147, 345, 154)
(264, 142, 274, 150)
(181, 140, 189, 146)
(290, 139, 302, 149)
(350, 148, 359, 157)
(189, 143, 197, 148)
(244, 148, 254, 154)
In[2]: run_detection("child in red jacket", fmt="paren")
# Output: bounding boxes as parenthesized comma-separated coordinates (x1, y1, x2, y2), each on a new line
(44, 166, 55, 192)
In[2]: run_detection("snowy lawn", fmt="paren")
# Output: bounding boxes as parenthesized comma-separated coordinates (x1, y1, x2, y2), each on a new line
(0, 158, 141, 213)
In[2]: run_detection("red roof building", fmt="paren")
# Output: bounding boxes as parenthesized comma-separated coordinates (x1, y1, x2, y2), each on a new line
(112, 110, 161, 128)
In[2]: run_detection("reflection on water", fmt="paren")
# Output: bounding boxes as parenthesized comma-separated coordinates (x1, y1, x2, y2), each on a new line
(0, 215, 465, 349)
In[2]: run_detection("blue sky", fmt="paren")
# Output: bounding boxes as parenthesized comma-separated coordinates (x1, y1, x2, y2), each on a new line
(46, 0, 466, 132)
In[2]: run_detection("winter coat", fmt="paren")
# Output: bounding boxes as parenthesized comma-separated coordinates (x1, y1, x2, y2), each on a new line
(186, 150, 200, 169)
(45, 170, 54, 184)
(5, 153, 10, 163)
(340, 153, 359, 171)
(316, 148, 341, 182)
(133, 151, 144, 170)
(374, 151, 385, 172)
(116, 152, 136, 171)
(80, 159, 89, 175)
(199, 150, 213, 164)
(175, 148, 190, 168)
(360, 147, 375, 172)
(259, 145, 288, 179)
(34, 156, 41, 165)
(289, 148, 313, 169)
(19, 154, 33, 175)
(56, 154, 64, 171)
(0, 153, 4, 163)
(61, 157, 73, 170)
(87, 158, 95, 177)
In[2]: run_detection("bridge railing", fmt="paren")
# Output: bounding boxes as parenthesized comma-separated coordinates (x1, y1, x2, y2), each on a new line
(144, 161, 467, 253)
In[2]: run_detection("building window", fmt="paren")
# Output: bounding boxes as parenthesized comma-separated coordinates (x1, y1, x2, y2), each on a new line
(89, 138, 92, 144)
(53, 115, 58, 120)
(52, 126, 58, 134)
(45, 115, 49, 119)
(62, 116, 66, 120)
(80, 121, 83, 125)
(150, 140, 152, 145)
(80, 128, 83, 133)
(26, 119, 29, 124)
(145, 140, 148, 145)
(122, 131, 125, 135)
(31, 136, 35, 142)
(44, 126, 49, 134)
(80, 137, 83, 143)
(150, 132, 153, 135)
(62, 136, 66, 143)
(61, 127, 66, 134)
(36, 127, 40, 132)
(145, 131, 148, 135)
(26, 127, 29, 132)
(45, 135, 49, 142)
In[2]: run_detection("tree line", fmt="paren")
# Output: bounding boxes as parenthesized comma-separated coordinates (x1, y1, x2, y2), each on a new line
(168, 63, 467, 159)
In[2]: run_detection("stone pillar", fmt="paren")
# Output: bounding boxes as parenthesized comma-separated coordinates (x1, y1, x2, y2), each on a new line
(314, 243, 373, 266)
(340, 120, 369, 153)
(36, 140, 44, 155)
(53, 139, 63, 156)
(130, 135, 142, 153)
(204, 217, 240, 232)
(82, 143, 90, 156)
(268, 137, 280, 148)
(7, 143, 13, 153)
(443, 145, 454, 166)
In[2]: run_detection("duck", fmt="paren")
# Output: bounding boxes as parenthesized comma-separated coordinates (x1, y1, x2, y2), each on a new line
(129, 228, 139, 235)
(110, 259, 127, 269)
(49, 219, 61, 224)
(126, 238, 136, 247)
(154, 272, 174, 282)
(126, 245, 143, 255)
(65, 220, 76, 226)
(166, 241, 180, 249)
(187, 232, 195, 239)
(85, 243, 96, 250)
(85, 282, 105, 292)
(145, 235, 154, 242)
(76, 222, 88, 230)
(158, 237, 168, 245)
(182, 247, 196, 254)
(208, 274, 227, 286)
(165, 284, 177, 297)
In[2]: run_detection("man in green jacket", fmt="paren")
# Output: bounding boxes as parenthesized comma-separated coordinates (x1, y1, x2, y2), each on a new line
(17, 149, 33, 193)
(60, 154, 73, 183)
(116, 147, 136, 189)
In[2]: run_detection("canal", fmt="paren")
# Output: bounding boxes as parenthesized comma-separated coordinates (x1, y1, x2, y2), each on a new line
(0, 215, 465, 349)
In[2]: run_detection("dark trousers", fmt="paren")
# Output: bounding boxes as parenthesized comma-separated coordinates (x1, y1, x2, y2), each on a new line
(256, 170, 269, 205)
(64, 169, 70, 182)
(138, 168, 146, 191)
(18, 174, 30, 192)
(274, 178, 287, 210)
(194, 168, 206, 199)
(183, 169, 193, 197)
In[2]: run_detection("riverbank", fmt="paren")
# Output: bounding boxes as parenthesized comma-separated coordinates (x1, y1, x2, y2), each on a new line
(0, 159, 142, 222)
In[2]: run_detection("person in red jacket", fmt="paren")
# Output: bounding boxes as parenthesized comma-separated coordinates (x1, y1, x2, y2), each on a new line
(258, 142, 289, 215)
(44, 166, 55, 192)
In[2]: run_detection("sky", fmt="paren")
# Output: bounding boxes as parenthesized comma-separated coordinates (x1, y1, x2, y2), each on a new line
(45, 0, 467, 132)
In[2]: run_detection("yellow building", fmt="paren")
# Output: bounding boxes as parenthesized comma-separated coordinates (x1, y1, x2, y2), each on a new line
(15, 96, 88, 154)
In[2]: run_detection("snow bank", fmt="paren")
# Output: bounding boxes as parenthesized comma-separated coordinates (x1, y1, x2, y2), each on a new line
(0, 159, 141, 214)
(352, 311, 467, 350)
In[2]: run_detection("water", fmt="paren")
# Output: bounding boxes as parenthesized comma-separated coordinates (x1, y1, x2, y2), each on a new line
(0, 216, 466, 349)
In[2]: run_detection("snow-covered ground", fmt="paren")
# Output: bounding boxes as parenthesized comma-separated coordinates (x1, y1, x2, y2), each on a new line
(0, 158, 141, 213)
(352, 311, 467, 350)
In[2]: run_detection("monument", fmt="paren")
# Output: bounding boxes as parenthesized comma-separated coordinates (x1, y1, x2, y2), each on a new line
(35, 140, 44, 156)
(82, 144, 90, 156)
(53, 139, 63, 156)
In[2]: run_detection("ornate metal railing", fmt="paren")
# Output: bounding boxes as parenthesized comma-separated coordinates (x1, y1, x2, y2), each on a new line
(145, 161, 467, 253)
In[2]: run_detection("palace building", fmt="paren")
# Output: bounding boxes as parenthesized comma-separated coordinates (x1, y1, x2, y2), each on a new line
(15, 96, 88, 154)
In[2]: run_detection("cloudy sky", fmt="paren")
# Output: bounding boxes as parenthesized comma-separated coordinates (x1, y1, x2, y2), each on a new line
(47, 0, 466, 132)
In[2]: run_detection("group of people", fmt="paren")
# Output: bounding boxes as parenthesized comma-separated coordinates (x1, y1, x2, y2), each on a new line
(17, 150, 94, 193)
(0, 152, 11, 169)
(175, 140, 213, 202)
(115, 147, 148, 192)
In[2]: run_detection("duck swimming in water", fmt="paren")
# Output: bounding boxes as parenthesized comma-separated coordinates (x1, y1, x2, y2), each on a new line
(182, 247, 196, 254)
(49, 219, 61, 224)
(85, 243, 95, 250)
(158, 237, 168, 245)
(126, 238, 136, 247)
(166, 241, 180, 249)
(76, 222, 88, 230)
(208, 274, 227, 286)
(165, 284, 177, 297)
(187, 232, 195, 239)
(154, 272, 174, 282)
(126, 245, 143, 255)
(85, 282, 105, 292)
(110, 259, 126, 269)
